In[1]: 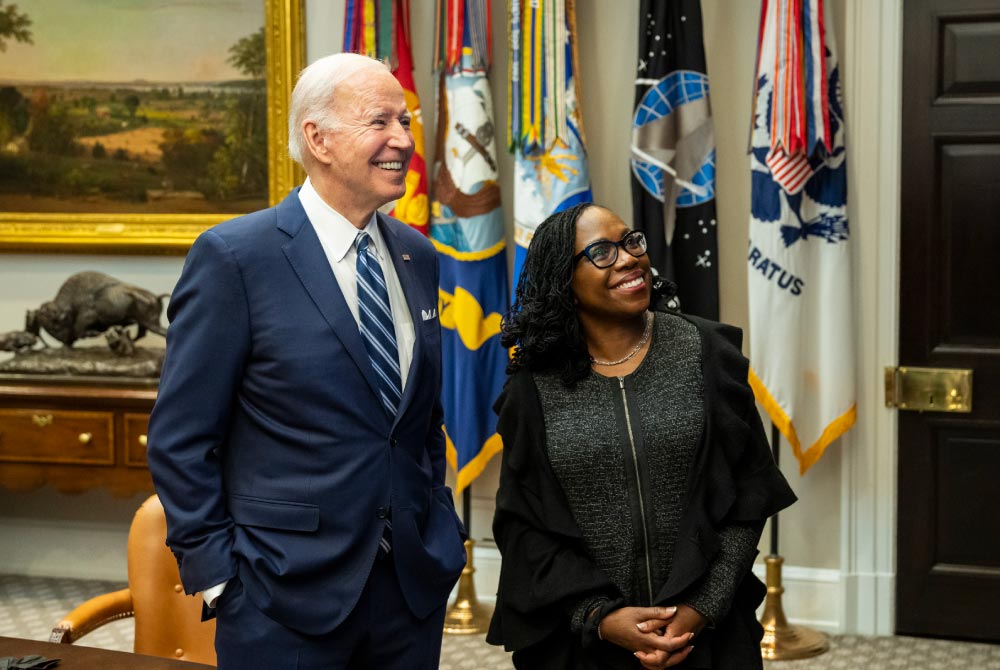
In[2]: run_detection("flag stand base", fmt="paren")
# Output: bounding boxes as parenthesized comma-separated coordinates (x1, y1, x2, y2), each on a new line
(443, 539, 493, 635)
(760, 555, 829, 660)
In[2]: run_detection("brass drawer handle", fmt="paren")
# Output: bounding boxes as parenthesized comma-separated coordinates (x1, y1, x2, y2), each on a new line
(32, 414, 53, 427)
(78, 432, 92, 445)
(139, 434, 147, 447)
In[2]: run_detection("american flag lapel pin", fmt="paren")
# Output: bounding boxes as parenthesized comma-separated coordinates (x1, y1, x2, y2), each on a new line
(402, 254, 411, 262)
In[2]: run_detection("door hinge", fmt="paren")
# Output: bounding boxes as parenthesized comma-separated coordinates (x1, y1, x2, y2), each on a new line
(884, 366, 973, 412)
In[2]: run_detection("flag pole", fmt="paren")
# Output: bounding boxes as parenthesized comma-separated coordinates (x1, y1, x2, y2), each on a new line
(443, 485, 493, 634)
(770, 423, 780, 554)
(759, 423, 829, 660)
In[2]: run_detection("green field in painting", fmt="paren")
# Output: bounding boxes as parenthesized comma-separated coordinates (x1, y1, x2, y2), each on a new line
(0, 81, 267, 214)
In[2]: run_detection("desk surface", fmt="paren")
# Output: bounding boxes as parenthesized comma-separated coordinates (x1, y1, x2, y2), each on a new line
(0, 636, 214, 669)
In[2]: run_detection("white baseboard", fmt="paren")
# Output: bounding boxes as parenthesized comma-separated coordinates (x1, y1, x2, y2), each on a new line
(752, 563, 841, 634)
(456, 547, 843, 634)
(0, 517, 129, 581)
(840, 570, 895, 635)
(0, 515, 856, 634)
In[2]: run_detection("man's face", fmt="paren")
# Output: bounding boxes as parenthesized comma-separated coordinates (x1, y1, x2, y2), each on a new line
(320, 68, 414, 219)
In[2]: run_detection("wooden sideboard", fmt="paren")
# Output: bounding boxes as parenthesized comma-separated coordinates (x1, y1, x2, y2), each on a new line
(0, 376, 157, 497)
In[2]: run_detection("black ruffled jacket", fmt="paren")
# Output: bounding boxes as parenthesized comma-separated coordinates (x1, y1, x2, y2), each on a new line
(486, 314, 797, 669)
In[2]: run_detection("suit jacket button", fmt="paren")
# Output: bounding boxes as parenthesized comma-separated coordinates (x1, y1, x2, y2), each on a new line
(390, 437, 398, 447)
(376, 506, 387, 519)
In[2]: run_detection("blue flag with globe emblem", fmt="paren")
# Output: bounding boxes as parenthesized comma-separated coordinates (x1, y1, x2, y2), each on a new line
(631, 0, 719, 319)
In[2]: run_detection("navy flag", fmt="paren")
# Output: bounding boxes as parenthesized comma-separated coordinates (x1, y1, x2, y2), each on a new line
(631, 0, 719, 320)
(431, 0, 507, 494)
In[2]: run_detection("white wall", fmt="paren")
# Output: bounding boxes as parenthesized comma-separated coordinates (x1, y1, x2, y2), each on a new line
(0, 255, 180, 578)
(0, 0, 864, 630)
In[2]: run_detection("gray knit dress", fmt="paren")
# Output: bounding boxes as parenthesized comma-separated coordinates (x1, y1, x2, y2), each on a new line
(531, 312, 761, 631)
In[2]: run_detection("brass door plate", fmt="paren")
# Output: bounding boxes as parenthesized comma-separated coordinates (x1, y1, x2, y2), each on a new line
(885, 366, 973, 412)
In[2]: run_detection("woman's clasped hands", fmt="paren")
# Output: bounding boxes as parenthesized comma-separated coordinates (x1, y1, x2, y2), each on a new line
(598, 604, 707, 670)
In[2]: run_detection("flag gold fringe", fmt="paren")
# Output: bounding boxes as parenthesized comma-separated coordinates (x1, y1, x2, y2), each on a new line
(430, 237, 506, 262)
(446, 428, 504, 495)
(748, 367, 857, 475)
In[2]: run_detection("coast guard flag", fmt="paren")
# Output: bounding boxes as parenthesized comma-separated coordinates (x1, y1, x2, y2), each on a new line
(344, 0, 430, 235)
(748, 0, 856, 474)
(509, 0, 593, 284)
(631, 0, 719, 320)
(431, 0, 507, 493)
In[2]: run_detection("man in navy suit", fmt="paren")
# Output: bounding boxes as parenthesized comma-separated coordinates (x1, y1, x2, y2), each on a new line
(146, 52, 467, 669)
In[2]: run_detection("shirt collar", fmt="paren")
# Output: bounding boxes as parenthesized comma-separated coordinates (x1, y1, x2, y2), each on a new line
(299, 177, 381, 263)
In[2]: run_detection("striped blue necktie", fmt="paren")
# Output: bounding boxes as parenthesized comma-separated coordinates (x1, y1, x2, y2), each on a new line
(356, 231, 402, 417)
(356, 231, 398, 555)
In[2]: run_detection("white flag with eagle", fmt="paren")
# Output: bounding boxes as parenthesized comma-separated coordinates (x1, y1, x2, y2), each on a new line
(748, 0, 855, 474)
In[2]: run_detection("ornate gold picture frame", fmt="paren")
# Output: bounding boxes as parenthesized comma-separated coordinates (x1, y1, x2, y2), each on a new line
(0, 0, 304, 254)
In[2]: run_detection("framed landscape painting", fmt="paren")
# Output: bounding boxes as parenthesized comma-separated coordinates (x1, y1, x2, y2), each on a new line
(0, 0, 304, 253)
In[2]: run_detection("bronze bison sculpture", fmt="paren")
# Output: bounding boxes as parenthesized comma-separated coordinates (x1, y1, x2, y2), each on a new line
(25, 271, 168, 348)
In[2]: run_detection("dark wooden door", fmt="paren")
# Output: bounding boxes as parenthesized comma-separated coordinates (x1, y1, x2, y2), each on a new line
(897, 0, 1000, 642)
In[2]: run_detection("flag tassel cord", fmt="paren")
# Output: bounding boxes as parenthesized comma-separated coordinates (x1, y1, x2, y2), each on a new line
(759, 424, 829, 660)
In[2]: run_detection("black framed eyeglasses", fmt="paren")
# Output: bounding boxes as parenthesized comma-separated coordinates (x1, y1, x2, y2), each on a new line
(573, 230, 648, 268)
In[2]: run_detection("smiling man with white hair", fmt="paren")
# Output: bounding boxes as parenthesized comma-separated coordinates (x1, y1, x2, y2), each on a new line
(147, 52, 467, 670)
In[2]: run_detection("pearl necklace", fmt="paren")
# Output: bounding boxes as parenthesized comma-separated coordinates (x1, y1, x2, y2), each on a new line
(590, 312, 653, 367)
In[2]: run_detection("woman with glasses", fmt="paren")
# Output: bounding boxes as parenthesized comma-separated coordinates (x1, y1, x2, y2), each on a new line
(486, 203, 795, 670)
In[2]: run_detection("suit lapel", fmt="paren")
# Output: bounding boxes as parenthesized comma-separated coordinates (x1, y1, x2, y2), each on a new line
(378, 213, 426, 427)
(277, 192, 384, 405)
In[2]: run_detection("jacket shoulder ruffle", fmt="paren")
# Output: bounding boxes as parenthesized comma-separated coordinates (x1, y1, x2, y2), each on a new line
(488, 319, 796, 667)
(681, 313, 797, 527)
(488, 370, 630, 666)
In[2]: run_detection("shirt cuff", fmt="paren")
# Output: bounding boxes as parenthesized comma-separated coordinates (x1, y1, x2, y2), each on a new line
(202, 580, 228, 608)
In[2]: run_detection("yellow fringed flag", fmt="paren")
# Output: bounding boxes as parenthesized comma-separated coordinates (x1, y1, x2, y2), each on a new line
(431, 0, 507, 494)
(748, 0, 856, 474)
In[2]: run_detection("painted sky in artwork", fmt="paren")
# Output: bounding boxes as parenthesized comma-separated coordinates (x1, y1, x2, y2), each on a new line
(0, 0, 263, 83)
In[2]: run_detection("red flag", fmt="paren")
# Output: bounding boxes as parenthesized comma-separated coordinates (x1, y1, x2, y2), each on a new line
(343, 0, 429, 234)
(387, 1, 430, 235)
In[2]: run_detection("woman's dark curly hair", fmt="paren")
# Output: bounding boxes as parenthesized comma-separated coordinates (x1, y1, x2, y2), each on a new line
(502, 203, 678, 386)
(501, 202, 596, 386)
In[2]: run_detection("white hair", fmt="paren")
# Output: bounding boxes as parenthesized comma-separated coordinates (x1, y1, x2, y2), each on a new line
(287, 52, 391, 165)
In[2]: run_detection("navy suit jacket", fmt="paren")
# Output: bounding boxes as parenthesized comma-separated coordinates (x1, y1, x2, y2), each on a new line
(146, 189, 467, 636)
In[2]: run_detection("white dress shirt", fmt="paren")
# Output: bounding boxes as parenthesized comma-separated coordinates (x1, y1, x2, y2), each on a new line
(298, 178, 415, 390)
(203, 180, 415, 608)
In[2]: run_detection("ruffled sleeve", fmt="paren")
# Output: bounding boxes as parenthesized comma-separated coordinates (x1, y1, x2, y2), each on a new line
(653, 314, 796, 605)
(486, 371, 627, 664)
(692, 316, 797, 526)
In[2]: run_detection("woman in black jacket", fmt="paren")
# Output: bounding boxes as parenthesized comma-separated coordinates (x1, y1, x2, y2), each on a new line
(487, 203, 796, 670)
